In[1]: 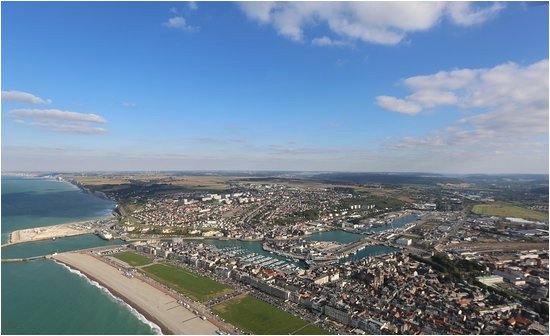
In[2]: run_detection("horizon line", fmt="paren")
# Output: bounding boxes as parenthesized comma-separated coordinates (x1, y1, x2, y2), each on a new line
(2, 170, 549, 176)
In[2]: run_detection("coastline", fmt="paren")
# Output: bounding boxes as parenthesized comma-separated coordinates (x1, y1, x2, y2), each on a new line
(2, 176, 117, 247)
(53, 260, 164, 335)
(58, 176, 113, 201)
(2, 175, 164, 335)
(53, 252, 219, 335)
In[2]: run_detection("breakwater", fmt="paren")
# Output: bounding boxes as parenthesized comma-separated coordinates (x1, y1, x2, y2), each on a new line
(2, 255, 51, 263)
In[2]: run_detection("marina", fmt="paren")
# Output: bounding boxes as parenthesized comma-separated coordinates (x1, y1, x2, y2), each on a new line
(191, 226, 410, 270)
(213, 246, 302, 272)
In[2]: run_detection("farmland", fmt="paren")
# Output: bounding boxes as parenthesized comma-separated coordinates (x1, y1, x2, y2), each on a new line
(472, 203, 548, 222)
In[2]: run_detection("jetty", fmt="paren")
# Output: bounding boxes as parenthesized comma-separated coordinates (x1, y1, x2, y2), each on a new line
(1, 254, 54, 263)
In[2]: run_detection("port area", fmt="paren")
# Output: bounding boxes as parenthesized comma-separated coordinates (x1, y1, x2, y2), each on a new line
(263, 236, 377, 265)
(2, 218, 115, 247)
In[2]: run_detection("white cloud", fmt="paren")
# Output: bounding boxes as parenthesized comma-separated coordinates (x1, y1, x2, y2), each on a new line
(1, 90, 52, 105)
(385, 59, 548, 172)
(377, 89, 458, 115)
(32, 120, 107, 134)
(163, 16, 197, 31)
(446, 1, 505, 26)
(377, 59, 549, 122)
(164, 16, 186, 29)
(10, 108, 106, 123)
(403, 68, 478, 91)
(9, 108, 108, 134)
(376, 96, 421, 115)
(311, 36, 350, 47)
(407, 90, 458, 107)
(238, 2, 504, 46)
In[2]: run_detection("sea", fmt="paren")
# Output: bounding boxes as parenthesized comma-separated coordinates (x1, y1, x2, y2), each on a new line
(1, 176, 159, 335)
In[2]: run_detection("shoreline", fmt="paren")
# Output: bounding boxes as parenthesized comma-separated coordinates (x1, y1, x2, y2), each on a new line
(57, 176, 114, 201)
(53, 260, 164, 335)
(2, 176, 116, 247)
(53, 252, 219, 335)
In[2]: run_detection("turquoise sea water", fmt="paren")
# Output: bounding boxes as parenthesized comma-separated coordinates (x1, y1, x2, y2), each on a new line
(1, 176, 114, 244)
(1, 176, 157, 335)
(1, 234, 127, 259)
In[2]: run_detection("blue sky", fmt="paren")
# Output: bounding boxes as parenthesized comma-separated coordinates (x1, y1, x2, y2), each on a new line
(1, 1, 548, 173)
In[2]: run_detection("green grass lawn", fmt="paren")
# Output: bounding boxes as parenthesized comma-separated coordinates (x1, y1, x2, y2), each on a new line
(472, 203, 548, 222)
(292, 324, 332, 335)
(113, 252, 152, 267)
(141, 263, 232, 302)
(212, 295, 330, 335)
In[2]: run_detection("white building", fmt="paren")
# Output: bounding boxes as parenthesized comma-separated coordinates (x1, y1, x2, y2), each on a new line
(476, 275, 504, 286)
(493, 270, 526, 286)
(203, 230, 224, 237)
(396, 237, 412, 246)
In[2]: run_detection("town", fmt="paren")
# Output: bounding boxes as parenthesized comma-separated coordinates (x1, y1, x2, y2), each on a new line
(54, 172, 549, 335)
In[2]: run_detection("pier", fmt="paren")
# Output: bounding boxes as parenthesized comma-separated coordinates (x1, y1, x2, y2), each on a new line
(1, 254, 53, 263)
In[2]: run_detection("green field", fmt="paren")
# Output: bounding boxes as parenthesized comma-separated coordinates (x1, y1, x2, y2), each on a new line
(472, 203, 548, 222)
(113, 252, 152, 267)
(293, 324, 332, 335)
(212, 295, 330, 335)
(141, 263, 232, 302)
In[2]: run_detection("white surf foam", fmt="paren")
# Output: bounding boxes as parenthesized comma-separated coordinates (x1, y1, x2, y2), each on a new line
(54, 260, 163, 335)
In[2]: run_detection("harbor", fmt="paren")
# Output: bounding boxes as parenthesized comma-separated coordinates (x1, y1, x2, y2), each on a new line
(216, 246, 302, 272)
(261, 214, 420, 267)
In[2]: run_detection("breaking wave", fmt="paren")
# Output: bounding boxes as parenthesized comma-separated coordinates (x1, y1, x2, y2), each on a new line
(54, 260, 163, 335)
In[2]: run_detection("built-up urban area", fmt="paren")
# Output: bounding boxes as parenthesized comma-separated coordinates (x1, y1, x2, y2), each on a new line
(63, 173, 549, 335)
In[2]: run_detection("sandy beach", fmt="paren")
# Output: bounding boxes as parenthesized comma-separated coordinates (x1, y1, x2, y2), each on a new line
(53, 252, 219, 335)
